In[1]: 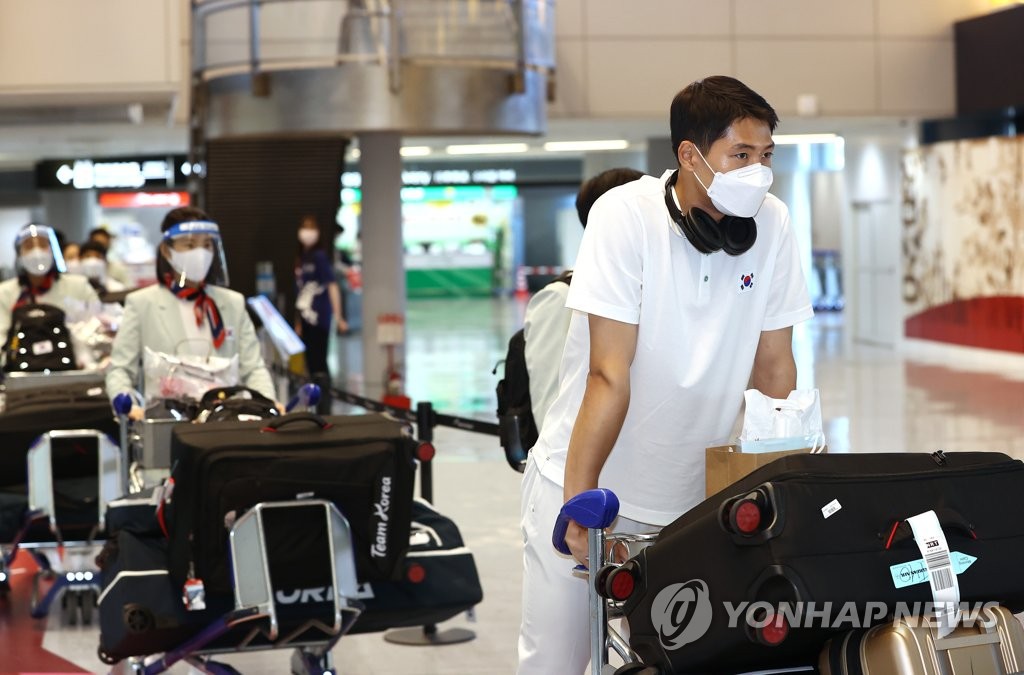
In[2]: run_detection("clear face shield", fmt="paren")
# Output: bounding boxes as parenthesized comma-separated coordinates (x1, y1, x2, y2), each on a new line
(159, 221, 229, 287)
(15, 224, 66, 276)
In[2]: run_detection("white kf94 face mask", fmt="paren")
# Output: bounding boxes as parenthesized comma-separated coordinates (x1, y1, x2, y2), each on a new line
(20, 249, 54, 276)
(693, 145, 773, 218)
(169, 248, 214, 283)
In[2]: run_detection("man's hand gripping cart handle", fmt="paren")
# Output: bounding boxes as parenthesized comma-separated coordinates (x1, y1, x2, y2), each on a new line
(553, 488, 620, 675)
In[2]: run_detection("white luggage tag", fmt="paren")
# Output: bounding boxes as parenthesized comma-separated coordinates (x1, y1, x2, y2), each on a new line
(906, 510, 960, 638)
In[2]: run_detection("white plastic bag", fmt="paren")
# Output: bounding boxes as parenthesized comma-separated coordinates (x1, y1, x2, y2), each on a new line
(739, 388, 825, 453)
(65, 300, 123, 370)
(143, 347, 239, 406)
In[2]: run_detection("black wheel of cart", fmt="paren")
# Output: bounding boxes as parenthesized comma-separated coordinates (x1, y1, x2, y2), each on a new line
(61, 590, 77, 626)
(79, 588, 95, 625)
(97, 646, 120, 666)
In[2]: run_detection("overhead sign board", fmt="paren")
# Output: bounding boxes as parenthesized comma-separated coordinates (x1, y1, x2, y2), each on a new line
(36, 155, 192, 190)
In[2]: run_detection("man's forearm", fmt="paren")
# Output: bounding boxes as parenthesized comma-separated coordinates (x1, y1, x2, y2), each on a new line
(563, 371, 630, 502)
(752, 354, 796, 399)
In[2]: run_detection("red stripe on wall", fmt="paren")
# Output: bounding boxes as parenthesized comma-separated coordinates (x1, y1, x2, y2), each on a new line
(905, 296, 1024, 353)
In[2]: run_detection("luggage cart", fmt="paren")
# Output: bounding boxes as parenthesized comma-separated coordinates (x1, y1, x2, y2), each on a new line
(0, 429, 123, 624)
(103, 499, 363, 675)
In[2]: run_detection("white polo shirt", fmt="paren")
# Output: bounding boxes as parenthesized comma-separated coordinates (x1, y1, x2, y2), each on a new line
(532, 170, 814, 526)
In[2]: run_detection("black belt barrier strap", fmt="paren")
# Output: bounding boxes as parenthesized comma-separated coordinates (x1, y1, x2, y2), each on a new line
(329, 387, 499, 436)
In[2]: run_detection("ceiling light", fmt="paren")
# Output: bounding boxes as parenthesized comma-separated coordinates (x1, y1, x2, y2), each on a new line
(773, 133, 840, 145)
(446, 143, 529, 155)
(543, 140, 630, 152)
(400, 146, 431, 157)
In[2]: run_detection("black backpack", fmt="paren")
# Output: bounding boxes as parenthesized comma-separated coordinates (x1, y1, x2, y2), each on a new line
(3, 303, 77, 373)
(495, 272, 571, 473)
(194, 385, 280, 423)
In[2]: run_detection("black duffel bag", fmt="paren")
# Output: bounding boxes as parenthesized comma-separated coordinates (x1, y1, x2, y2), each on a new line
(349, 499, 483, 633)
(618, 451, 1024, 674)
(97, 530, 196, 663)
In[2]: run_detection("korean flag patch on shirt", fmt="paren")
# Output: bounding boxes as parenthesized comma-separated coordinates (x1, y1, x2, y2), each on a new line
(739, 272, 755, 293)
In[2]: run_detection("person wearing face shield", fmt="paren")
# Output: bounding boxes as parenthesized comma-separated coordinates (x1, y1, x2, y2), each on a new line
(0, 224, 99, 343)
(105, 206, 276, 419)
(517, 76, 815, 674)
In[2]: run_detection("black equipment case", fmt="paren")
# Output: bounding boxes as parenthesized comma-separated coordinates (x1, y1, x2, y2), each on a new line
(618, 451, 1024, 674)
(166, 412, 417, 595)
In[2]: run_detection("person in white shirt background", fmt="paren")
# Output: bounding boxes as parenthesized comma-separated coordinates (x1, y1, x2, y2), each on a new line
(87, 226, 133, 288)
(522, 167, 645, 434)
(77, 240, 128, 295)
(517, 75, 815, 674)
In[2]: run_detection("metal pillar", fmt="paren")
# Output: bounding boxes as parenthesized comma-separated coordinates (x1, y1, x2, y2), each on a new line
(357, 132, 406, 398)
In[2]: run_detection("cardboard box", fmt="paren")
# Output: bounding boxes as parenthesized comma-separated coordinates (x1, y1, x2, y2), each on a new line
(705, 444, 827, 497)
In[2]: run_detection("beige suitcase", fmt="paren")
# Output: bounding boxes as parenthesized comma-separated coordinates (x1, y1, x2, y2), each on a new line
(819, 606, 1024, 675)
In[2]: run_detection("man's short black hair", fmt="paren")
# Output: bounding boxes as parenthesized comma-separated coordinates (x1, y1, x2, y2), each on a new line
(79, 240, 108, 259)
(575, 167, 646, 227)
(161, 206, 212, 233)
(669, 76, 779, 158)
(87, 227, 112, 242)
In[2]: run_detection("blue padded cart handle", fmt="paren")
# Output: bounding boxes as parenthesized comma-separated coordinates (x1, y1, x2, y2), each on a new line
(552, 488, 619, 556)
(113, 392, 134, 417)
(286, 383, 321, 413)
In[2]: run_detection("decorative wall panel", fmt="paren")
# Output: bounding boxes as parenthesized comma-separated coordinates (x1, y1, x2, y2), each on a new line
(902, 137, 1024, 351)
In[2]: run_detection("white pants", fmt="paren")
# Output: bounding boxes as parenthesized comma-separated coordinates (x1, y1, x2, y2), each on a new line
(517, 455, 657, 675)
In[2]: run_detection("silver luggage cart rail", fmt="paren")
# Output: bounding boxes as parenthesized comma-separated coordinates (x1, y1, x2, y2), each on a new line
(119, 499, 363, 675)
(1, 429, 123, 623)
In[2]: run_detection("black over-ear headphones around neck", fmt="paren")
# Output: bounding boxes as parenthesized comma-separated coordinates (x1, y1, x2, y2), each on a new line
(663, 170, 757, 256)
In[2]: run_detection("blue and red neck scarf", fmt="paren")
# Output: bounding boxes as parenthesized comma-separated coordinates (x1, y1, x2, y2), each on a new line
(14, 272, 56, 310)
(162, 273, 225, 349)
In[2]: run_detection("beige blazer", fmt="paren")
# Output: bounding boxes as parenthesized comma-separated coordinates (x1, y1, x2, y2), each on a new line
(0, 273, 99, 340)
(105, 284, 275, 402)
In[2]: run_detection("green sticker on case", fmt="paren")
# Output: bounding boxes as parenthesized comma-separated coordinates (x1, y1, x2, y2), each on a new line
(890, 551, 976, 589)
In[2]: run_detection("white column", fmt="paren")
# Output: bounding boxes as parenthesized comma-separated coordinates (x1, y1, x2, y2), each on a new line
(357, 132, 405, 397)
(41, 189, 97, 244)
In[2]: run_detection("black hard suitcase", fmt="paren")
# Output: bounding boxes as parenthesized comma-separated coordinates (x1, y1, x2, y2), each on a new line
(0, 382, 118, 487)
(618, 451, 1024, 674)
(348, 499, 483, 634)
(167, 412, 417, 595)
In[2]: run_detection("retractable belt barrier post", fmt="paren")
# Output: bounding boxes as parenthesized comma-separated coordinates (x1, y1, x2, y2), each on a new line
(328, 387, 499, 647)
